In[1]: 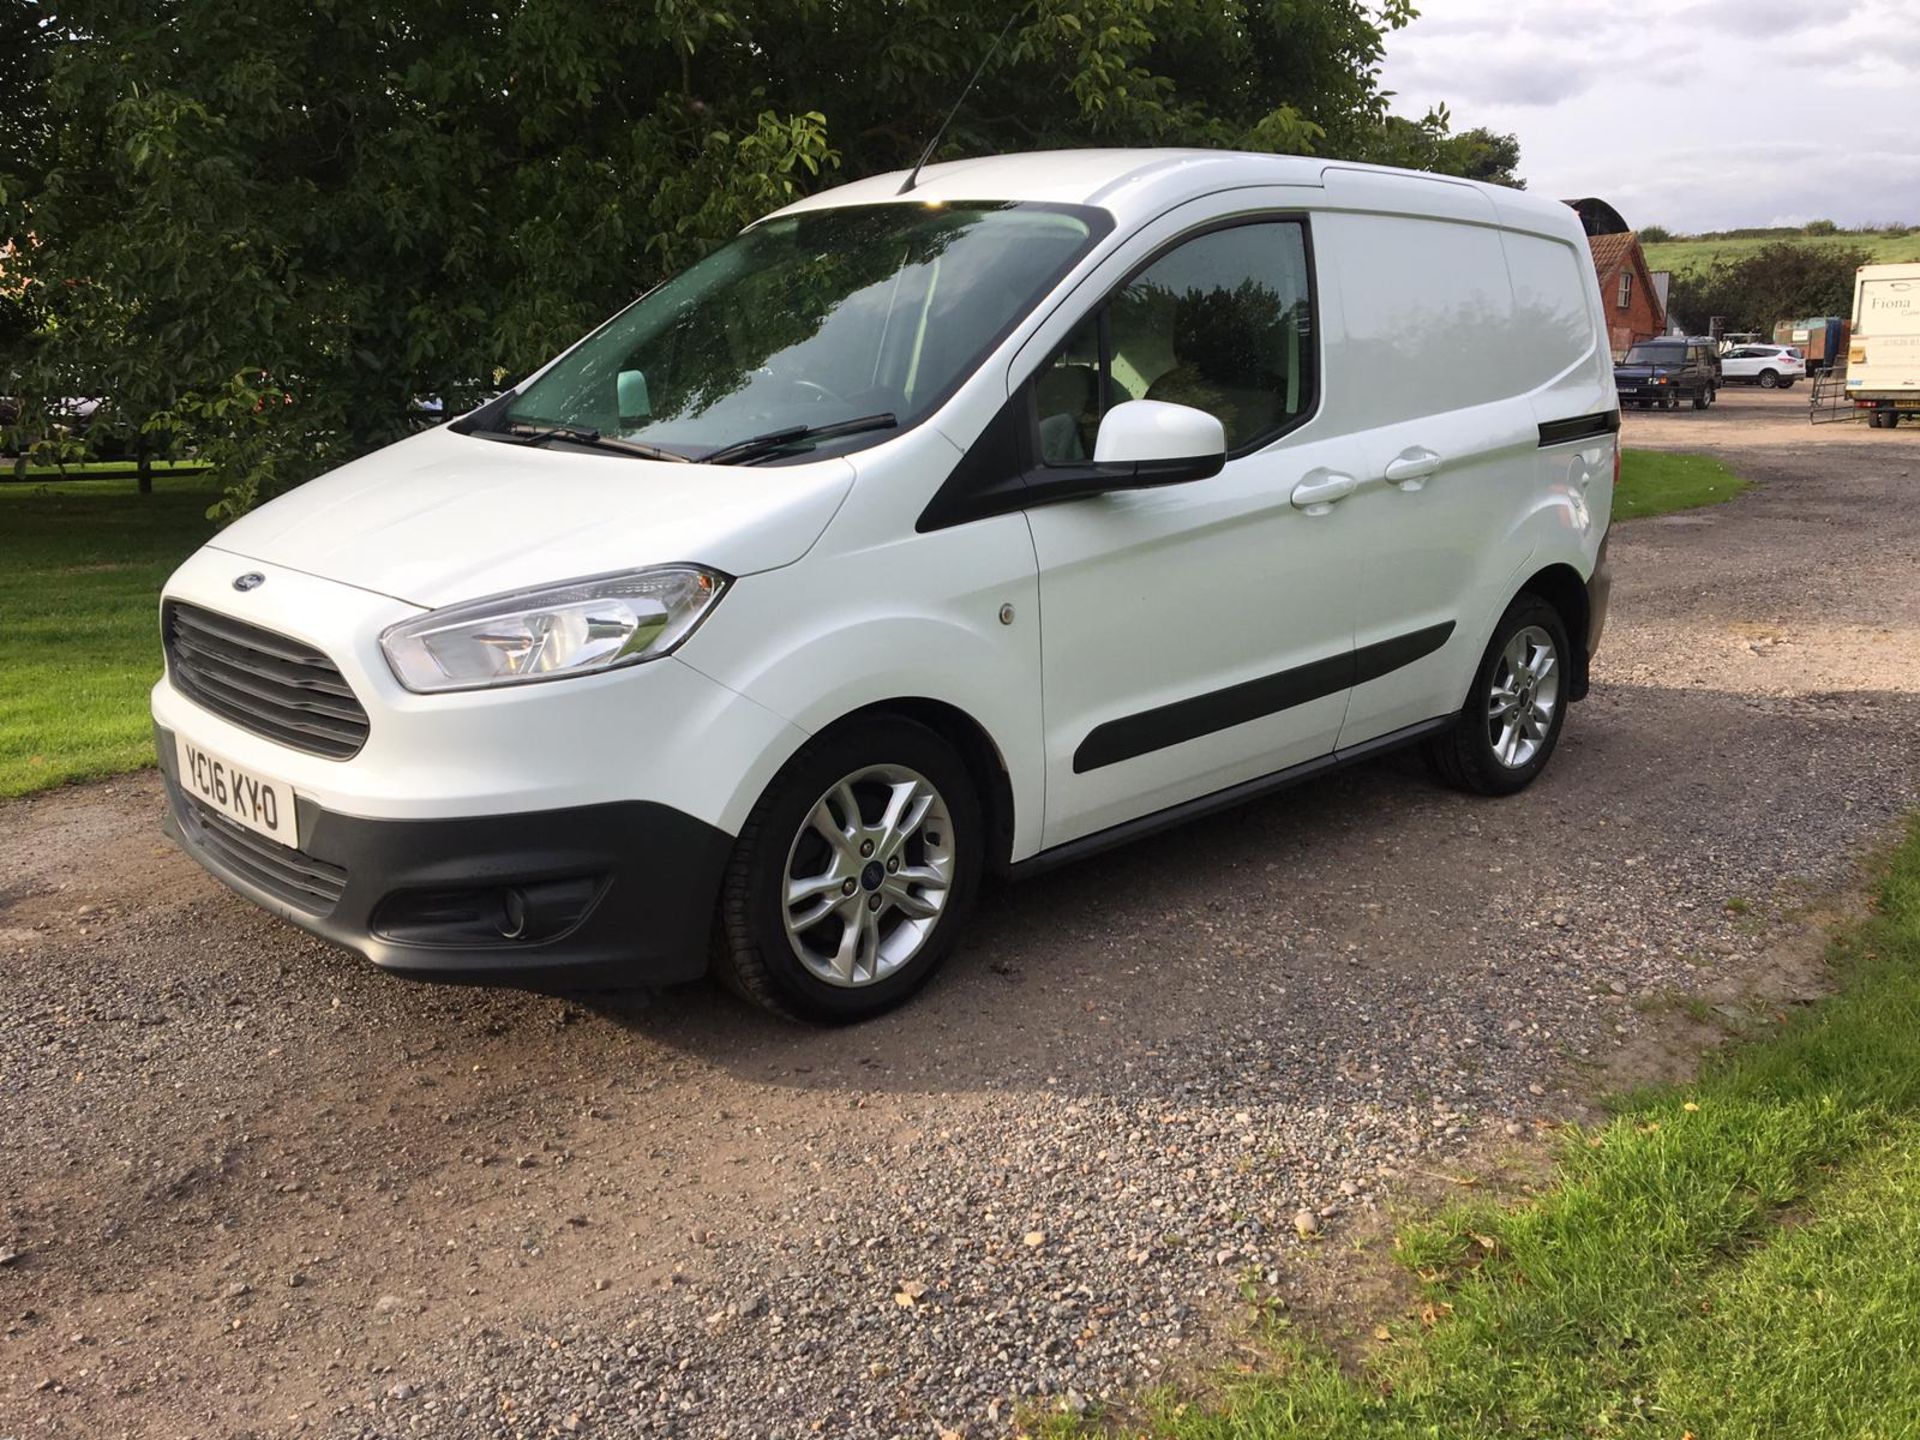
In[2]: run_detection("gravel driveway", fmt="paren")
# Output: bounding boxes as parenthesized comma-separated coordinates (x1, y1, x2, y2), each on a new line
(4, 388, 1917, 1438)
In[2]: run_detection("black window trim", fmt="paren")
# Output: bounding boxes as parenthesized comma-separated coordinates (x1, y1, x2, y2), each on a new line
(916, 208, 1321, 533)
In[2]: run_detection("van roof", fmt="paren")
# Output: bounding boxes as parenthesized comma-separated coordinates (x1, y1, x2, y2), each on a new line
(771, 148, 1292, 214)
(766, 147, 1583, 236)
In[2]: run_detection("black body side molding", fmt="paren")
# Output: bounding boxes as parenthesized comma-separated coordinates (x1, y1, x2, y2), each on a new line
(1072, 622, 1455, 773)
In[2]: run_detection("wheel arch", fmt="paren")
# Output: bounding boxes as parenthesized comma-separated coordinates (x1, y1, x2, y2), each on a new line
(805, 697, 1019, 873)
(1518, 562, 1592, 700)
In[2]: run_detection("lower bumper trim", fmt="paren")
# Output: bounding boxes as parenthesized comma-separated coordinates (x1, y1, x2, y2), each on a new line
(157, 724, 733, 984)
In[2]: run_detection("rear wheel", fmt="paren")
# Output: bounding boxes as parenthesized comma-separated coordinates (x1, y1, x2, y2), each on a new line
(1427, 595, 1570, 797)
(1758, 369, 1780, 389)
(1692, 387, 1710, 410)
(713, 716, 982, 1022)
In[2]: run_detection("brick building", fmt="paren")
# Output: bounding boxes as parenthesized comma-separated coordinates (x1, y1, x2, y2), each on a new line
(1586, 232, 1668, 358)
(1564, 197, 1668, 357)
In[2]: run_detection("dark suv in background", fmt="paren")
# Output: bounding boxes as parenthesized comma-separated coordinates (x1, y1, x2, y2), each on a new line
(1614, 338, 1719, 410)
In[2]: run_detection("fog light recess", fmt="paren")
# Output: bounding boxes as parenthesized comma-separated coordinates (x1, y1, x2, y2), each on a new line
(372, 877, 602, 947)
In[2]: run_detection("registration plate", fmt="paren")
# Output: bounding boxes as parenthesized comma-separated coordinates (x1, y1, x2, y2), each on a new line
(175, 735, 297, 847)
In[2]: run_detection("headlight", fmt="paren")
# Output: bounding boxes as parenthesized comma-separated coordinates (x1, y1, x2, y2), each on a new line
(380, 566, 729, 693)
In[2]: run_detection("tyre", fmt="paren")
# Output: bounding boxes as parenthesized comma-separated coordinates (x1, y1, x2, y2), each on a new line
(712, 716, 982, 1022)
(1758, 369, 1779, 389)
(1869, 411, 1888, 429)
(1691, 388, 1709, 410)
(1427, 594, 1571, 797)
(1663, 393, 1680, 411)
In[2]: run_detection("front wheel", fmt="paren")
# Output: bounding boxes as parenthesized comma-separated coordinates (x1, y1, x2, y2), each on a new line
(1427, 596, 1571, 797)
(712, 717, 982, 1022)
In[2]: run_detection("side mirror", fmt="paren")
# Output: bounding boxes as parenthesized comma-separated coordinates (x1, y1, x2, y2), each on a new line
(617, 369, 651, 425)
(1091, 400, 1226, 485)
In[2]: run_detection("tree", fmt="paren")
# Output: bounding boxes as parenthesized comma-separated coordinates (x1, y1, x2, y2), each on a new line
(3, 0, 1504, 516)
(1637, 224, 1673, 244)
(1362, 106, 1523, 188)
(1665, 241, 1871, 334)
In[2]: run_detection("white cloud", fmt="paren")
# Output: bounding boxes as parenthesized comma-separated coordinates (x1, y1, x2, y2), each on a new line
(1379, 0, 1920, 229)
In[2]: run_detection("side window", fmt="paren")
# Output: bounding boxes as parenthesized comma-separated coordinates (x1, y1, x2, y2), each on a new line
(1617, 273, 1632, 309)
(1033, 220, 1315, 462)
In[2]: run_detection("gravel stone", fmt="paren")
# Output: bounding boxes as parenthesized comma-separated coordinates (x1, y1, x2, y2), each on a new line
(1, 391, 1915, 1436)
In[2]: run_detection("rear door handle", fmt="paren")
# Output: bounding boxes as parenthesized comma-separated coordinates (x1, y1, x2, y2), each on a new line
(1290, 469, 1358, 514)
(1384, 447, 1443, 489)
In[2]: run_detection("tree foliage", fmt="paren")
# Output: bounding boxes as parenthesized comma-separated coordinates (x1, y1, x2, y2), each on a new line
(2, 0, 1514, 515)
(1365, 105, 1522, 189)
(1666, 241, 1872, 334)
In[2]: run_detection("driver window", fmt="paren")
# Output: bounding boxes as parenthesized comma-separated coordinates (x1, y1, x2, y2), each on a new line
(1034, 220, 1315, 464)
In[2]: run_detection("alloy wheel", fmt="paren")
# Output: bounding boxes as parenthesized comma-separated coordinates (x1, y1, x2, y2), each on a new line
(1487, 624, 1560, 769)
(780, 765, 956, 987)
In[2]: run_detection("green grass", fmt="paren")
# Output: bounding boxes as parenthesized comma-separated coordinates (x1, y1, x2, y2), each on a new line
(1615, 449, 1748, 520)
(0, 475, 221, 796)
(1643, 229, 1920, 275)
(1047, 819, 1920, 1440)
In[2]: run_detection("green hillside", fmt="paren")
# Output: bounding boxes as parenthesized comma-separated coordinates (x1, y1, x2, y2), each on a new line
(1644, 229, 1920, 274)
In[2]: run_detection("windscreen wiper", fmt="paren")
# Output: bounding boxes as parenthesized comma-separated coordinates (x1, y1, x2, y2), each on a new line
(702, 412, 898, 466)
(501, 421, 692, 464)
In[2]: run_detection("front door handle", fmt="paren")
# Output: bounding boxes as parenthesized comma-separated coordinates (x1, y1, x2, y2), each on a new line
(1384, 446, 1443, 489)
(1290, 469, 1358, 514)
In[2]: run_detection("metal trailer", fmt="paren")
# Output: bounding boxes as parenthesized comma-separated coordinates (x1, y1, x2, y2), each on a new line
(1775, 316, 1849, 375)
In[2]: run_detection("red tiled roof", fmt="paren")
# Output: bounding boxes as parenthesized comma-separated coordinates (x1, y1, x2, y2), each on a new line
(1587, 232, 1638, 275)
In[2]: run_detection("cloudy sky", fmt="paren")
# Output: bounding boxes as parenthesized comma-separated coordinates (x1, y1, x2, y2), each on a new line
(1378, 0, 1920, 232)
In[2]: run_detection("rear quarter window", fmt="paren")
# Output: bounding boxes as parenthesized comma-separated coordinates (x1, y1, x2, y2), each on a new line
(1500, 231, 1597, 386)
(1319, 211, 1523, 425)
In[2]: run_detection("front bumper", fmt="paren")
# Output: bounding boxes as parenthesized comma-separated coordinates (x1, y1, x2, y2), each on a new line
(158, 725, 732, 984)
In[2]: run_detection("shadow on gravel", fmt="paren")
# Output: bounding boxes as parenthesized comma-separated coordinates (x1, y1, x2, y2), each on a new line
(553, 678, 1920, 1105)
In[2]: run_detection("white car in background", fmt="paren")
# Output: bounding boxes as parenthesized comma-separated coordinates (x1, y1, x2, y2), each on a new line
(1720, 345, 1806, 388)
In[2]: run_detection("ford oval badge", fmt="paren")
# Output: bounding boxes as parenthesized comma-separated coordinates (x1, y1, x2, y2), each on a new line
(232, 572, 266, 592)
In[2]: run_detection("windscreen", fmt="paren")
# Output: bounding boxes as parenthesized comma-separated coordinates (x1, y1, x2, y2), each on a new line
(1624, 343, 1684, 365)
(502, 202, 1104, 461)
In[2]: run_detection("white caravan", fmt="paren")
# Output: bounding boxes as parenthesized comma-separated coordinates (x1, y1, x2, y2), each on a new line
(154, 150, 1618, 1020)
(1846, 262, 1920, 427)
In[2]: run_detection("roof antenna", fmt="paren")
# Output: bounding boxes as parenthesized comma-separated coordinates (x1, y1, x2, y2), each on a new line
(898, 10, 1022, 195)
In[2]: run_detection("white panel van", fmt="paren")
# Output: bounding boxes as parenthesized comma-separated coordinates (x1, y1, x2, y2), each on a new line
(153, 150, 1618, 1020)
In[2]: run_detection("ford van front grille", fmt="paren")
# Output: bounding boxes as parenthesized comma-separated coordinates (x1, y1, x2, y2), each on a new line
(163, 602, 370, 760)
